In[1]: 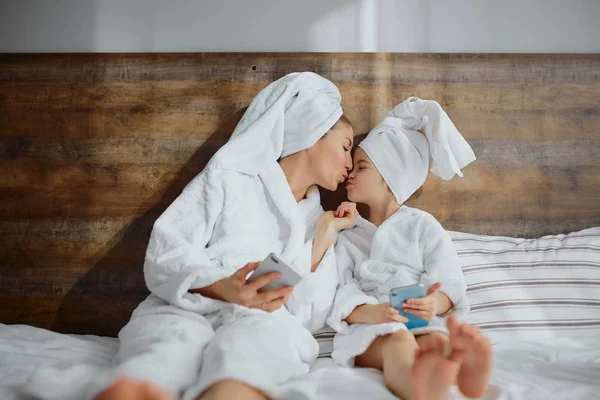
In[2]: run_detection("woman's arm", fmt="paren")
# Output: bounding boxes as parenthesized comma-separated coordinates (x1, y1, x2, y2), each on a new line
(311, 203, 359, 271)
(144, 168, 285, 313)
(311, 211, 337, 271)
(285, 203, 361, 330)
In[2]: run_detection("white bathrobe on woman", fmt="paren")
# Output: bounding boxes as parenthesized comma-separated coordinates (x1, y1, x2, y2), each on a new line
(118, 73, 343, 400)
(326, 97, 476, 367)
(132, 163, 339, 399)
(22, 72, 341, 400)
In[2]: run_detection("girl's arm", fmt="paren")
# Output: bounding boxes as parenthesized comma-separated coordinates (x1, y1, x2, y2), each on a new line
(418, 217, 470, 317)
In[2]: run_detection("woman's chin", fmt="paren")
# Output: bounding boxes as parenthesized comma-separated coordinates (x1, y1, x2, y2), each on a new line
(326, 181, 341, 191)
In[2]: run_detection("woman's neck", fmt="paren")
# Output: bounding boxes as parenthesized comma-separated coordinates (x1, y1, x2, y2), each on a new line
(368, 197, 401, 227)
(278, 154, 314, 202)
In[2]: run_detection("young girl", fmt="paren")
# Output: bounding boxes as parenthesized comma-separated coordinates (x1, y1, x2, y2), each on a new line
(327, 97, 492, 400)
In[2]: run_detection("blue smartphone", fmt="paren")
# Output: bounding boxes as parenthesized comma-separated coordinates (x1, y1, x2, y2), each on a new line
(389, 284, 429, 330)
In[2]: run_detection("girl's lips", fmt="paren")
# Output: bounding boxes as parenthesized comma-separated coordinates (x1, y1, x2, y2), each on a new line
(345, 181, 353, 188)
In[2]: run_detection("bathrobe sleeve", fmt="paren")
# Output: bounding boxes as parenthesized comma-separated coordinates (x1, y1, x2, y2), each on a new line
(285, 240, 340, 333)
(143, 166, 236, 314)
(326, 231, 380, 333)
(418, 216, 470, 317)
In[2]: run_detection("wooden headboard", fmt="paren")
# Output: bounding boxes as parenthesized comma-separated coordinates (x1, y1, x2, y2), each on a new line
(1, 53, 599, 336)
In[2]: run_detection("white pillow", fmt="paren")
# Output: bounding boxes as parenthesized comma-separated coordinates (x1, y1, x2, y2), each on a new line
(451, 227, 600, 344)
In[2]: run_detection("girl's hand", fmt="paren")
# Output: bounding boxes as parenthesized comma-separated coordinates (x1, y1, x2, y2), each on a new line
(402, 282, 443, 321)
(345, 303, 409, 325)
(331, 202, 359, 231)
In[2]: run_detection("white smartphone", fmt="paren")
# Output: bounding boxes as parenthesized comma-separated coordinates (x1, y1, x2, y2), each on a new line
(247, 253, 303, 292)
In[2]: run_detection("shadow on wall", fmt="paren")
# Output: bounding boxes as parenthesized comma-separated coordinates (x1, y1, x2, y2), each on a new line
(52, 108, 247, 336)
(50, 105, 361, 337)
(51, 102, 361, 336)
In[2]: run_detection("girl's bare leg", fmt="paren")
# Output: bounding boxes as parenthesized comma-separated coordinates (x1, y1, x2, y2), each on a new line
(412, 335, 465, 400)
(447, 315, 493, 398)
(355, 330, 419, 399)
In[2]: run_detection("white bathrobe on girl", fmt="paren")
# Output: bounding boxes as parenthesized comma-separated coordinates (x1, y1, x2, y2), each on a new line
(22, 72, 341, 400)
(326, 97, 476, 367)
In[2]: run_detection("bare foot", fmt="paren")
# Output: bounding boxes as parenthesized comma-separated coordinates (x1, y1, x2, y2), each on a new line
(199, 379, 268, 400)
(94, 377, 176, 400)
(447, 315, 493, 398)
(412, 334, 465, 400)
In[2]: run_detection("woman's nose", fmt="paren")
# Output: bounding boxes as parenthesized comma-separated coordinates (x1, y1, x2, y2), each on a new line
(345, 154, 353, 171)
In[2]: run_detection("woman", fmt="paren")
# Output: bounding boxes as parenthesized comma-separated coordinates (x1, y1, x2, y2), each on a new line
(106, 72, 355, 400)
(24, 72, 354, 400)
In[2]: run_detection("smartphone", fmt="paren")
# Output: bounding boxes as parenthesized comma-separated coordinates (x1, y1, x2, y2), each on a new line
(247, 253, 303, 292)
(389, 284, 429, 330)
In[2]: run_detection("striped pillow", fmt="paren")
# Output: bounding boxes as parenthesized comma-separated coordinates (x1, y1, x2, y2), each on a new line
(313, 227, 600, 358)
(314, 326, 335, 360)
(451, 227, 600, 344)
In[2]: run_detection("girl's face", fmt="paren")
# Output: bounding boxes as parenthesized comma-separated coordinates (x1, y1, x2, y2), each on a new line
(306, 121, 354, 191)
(345, 147, 391, 204)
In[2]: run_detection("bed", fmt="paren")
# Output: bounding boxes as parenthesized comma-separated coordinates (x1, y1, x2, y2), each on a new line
(1, 53, 599, 399)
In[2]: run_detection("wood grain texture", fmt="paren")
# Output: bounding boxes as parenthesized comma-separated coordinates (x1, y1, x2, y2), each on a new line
(1, 53, 599, 336)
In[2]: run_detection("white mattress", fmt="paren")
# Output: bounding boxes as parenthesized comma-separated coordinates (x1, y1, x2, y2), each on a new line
(1, 323, 600, 400)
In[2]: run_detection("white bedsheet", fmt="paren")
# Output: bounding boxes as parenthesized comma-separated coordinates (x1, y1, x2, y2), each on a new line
(1, 323, 599, 400)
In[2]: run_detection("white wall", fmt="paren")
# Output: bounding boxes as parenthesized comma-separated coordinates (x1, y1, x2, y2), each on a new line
(1, 0, 599, 53)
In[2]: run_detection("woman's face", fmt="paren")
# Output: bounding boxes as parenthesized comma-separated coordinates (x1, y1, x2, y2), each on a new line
(306, 121, 354, 191)
(345, 147, 390, 204)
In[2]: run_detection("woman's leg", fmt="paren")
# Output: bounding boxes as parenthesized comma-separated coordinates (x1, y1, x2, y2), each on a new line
(112, 295, 216, 398)
(95, 377, 176, 400)
(187, 310, 318, 400)
(355, 330, 419, 399)
(199, 380, 267, 400)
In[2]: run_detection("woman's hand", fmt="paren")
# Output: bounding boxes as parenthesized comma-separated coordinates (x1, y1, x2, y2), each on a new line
(402, 282, 443, 321)
(191, 262, 293, 312)
(344, 303, 408, 325)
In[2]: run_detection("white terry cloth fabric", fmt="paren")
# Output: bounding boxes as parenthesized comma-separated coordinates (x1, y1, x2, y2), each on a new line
(209, 71, 342, 175)
(326, 207, 469, 367)
(23, 73, 342, 400)
(360, 97, 476, 205)
(5, 323, 600, 400)
(23, 164, 339, 400)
